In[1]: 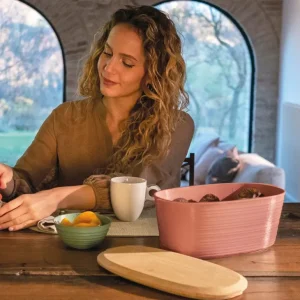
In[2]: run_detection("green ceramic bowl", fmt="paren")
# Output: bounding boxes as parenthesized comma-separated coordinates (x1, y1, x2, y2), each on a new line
(54, 213, 111, 250)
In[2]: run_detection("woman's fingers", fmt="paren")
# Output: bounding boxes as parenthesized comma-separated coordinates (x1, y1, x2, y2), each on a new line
(0, 197, 23, 217)
(0, 212, 32, 230)
(0, 204, 27, 226)
(9, 219, 36, 231)
(0, 196, 29, 230)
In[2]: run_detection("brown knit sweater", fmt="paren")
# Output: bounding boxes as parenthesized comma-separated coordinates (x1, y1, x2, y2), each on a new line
(3, 98, 194, 211)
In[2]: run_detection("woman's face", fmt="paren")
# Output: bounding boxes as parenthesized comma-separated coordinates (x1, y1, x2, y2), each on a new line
(98, 23, 146, 100)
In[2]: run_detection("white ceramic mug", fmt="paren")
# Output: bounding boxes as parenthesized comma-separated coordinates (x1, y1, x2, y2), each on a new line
(110, 176, 160, 222)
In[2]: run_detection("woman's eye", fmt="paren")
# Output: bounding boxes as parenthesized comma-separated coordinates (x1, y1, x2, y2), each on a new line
(103, 51, 112, 57)
(123, 61, 134, 68)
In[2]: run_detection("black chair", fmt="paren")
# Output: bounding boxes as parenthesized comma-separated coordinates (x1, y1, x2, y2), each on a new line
(182, 152, 195, 186)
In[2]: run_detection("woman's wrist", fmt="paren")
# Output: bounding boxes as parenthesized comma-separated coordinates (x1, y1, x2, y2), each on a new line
(52, 185, 96, 211)
(0, 179, 15, 201)
(0, 165, 15, 199)
(0, 179, 15, 198)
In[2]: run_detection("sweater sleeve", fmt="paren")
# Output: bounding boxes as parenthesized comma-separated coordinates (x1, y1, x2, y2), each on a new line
(83, 175, 112, 212)
(139, 112, 195, 189)
(83, 172, 124, 212)
(2, 110, 58, 201)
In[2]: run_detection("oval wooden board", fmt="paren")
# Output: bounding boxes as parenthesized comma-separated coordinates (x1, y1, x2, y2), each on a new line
(97, 245, 247, 299)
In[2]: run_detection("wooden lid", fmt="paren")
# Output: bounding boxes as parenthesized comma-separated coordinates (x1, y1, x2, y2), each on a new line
(97, 245, 247, 299)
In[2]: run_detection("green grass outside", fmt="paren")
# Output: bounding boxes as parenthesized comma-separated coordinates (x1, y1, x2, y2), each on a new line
(0, 131, 36, 166)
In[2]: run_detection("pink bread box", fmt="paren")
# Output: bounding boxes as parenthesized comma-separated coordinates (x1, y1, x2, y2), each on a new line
(154, 183, 285, 259)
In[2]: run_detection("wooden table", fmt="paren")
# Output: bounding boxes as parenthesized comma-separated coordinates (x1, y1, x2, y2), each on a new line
(0, 203, 300, 300)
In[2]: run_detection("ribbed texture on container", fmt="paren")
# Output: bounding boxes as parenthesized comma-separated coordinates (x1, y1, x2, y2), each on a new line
(54, 213, 111, 249)
(154, 183, 285, 259)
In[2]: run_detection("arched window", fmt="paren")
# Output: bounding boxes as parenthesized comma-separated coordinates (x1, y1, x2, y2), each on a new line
(0, 0, 64, 166)
(155, 1, 254, 152)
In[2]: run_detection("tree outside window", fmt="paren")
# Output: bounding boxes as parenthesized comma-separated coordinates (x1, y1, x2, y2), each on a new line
(0, 0, 64, 166)
(156, 1, 254, 152)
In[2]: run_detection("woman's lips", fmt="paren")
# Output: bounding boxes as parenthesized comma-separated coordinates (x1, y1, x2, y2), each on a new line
(102, 77, 117, 86)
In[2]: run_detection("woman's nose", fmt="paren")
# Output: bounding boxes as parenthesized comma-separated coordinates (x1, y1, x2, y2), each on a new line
(104, 58, 117, 73)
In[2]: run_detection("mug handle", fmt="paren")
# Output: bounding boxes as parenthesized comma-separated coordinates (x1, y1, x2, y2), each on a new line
(145, 185, 161, 201)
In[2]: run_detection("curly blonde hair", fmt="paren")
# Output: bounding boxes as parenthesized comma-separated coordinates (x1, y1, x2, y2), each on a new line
(78, 5, 189, 174)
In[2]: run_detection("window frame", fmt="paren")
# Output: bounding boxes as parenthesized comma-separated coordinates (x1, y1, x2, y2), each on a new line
(19, 0, 67, 103)
(154, 0, 256, 152)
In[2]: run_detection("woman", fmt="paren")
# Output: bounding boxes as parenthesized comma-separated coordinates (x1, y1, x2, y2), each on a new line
(0, 5, 194, 231)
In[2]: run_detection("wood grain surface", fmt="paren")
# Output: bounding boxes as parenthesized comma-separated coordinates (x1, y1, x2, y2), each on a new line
(0, 203, 299, 300)
(0, 276, 299, 300)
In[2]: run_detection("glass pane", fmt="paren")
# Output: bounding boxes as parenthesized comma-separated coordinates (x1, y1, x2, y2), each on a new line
(0, 0, 63, 166)
(156, 1, 252, 152)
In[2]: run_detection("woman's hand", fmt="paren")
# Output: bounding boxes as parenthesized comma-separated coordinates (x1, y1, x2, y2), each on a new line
(0, 164, 13, 200)
(0, 188, 59, 231)
(0, 163, 13, 189)
(0, 184, 97, 231)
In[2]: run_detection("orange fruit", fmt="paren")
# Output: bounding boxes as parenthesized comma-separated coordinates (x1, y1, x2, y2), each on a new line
(73, 211, 101, 226)
(73, 222, 100, 227)
(61, 218, 73, 226)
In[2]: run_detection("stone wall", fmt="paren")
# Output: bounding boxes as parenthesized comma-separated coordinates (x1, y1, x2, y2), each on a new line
(22, 0, 282, 162)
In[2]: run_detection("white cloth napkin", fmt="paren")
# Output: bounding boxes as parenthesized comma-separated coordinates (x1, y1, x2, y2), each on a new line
(32, 216, 57, 234)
